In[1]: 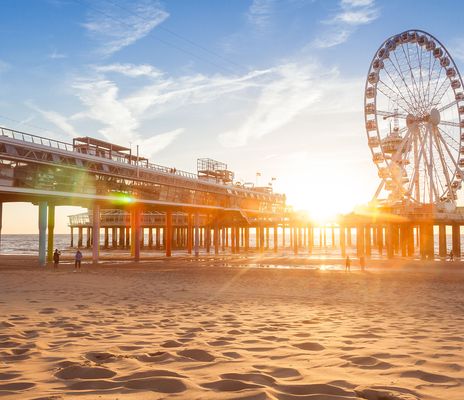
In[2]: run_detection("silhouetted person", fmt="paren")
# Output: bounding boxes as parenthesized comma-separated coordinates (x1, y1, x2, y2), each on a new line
(53, 249, 61, 270)
(345, 255, 351, 272)
(360, 255, 366, 271)
(449, 250, 454, 262)
(75, 250, 82, 271)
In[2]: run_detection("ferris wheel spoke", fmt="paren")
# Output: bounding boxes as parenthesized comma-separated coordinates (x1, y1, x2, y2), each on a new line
(431, 127, 453, 196)
(439, 120, 460, 128)
(403, 42, 426, 111)
(429, 76, 452, 107)
(377, 81, 412, 114)
(376, 110, 408, 119)
(387, 52, 419, 110)
(438, 100, 458, 112)
(425, 55, 438, 107)
(437, 125, 460, 151)
(417, 42, 428, 112)
(436, 127, 462, 173)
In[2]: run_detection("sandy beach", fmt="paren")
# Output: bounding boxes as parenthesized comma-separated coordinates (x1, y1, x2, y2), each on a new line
(0, 256, 463, 399)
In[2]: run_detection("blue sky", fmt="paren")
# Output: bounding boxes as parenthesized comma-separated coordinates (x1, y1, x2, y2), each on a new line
(2, 0, 464, 233)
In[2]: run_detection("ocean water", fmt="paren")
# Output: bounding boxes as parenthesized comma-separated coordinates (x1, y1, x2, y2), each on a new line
(0, 232, 460, 256)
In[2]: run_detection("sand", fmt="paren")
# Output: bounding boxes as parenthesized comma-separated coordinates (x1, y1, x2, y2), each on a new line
(0, 255, 463, 399)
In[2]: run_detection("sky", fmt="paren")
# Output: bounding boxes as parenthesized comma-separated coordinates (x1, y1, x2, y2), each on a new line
(2, 0, 464, 233)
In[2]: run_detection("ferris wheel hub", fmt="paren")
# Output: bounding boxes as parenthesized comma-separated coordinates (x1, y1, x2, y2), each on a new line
(429, 108, 441, 126)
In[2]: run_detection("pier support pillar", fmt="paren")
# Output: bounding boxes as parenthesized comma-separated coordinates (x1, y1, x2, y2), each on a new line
(70, 227, 74, 248)
(125, 227, 130, 249)
(365, 225, 371, 257)
(47, 204, 55, 262)
(260, 225, 265, 253)
(274, 225, 278, 252)
(78, 227, 83, 248)
(356, 225, 364, 258)
(0, 202, 2, 247)
(194, 212, 200, 256)
(86, 227, 91, 248)
(282, 225, 286, 248)
(293, 226, 298, 255)
(214, 221, 219, 255)
(340, 225, 346, 258)
(407, 224, 414, 257)
(104, 228, 109, 248)
(155, 227, 160, 250)
(131, 208, 141, 261)
(438, 224, 446, 258)
(452, 224, 461, 259)
(165, 211, 172, 257)
(187, 214, 193, 254)
(346, 227, 352, 247)
(235, 225, 240, 254)
(245, 227, 249, 251)
(377, 226, 383, 255)
(386, 224, 394, 259)
(92, 204, 100, 264)
(399, 224, 408, 257)
(148, 227, 153, 248)
(38, 201, 47, 267)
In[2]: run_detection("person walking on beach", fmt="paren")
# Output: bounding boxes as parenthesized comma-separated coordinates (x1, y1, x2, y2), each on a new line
(53, 249, 61, 270)
(74, 250, 82, 271)
(449, 250, 454, 262)
(345, 255, 351, 272)
(360, 255, 365, 271)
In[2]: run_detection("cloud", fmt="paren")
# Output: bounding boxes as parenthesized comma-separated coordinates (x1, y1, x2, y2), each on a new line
(83, 0, 169, 56)
(26, 102, 78, 137)
(247, 0, 274, 31)
(140, 128, 183, 157)
(95, 63, 162, 78)
(313, 0, 378, 48)
(49, 49, 67, 59)
(219, 63, 321, 147)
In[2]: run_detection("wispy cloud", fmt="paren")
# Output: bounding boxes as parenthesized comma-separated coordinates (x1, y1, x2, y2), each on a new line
(27, 102, 78, 137)
(95, 63, 162, 79)
(0, 60, 10, 74)
(49, 49, 67, 59)
(140, 128, 183, 158)
(313, 0, 378, 48)
(83, 0, 169, 56)
(247, 0, 275, 31)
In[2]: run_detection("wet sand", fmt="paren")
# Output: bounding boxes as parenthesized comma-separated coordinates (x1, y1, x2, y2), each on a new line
(0, 255, 463, 399)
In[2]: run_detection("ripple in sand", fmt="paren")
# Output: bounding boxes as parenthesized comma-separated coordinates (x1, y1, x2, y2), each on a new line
(356, 385, 420, 400)
(84, 351, 116, 363)
(253, 365, 301, 379)
(201, 379, 263, 392)
(55, 365, 116, 380)
(124, 377, 187, 393)
(292, 342, 325, 351)
(399, 369, 455, 383)
(274, 383, 354, 397)
(177, 349, 215, 362)
(161, 340, 183, 348)
(221, 372, 276, 386)
(0, 382, 35, 391)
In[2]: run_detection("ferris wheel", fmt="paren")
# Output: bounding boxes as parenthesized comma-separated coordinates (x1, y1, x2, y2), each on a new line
(365, 29, 464, 208)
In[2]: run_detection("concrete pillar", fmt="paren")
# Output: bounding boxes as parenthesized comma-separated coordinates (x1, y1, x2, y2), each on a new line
(86, 227, 91, 248)
(282, 225, 286, 248)
(438, 224, 446, 258)
(111, 227, 116, 248)
(386, 224, 394, 259)
(166, 211, 172, 257)
(346, 227, 352, 247)
(400, 224, 408, 257)
(407, 224, 414, 257)
(126, 227, 130, 248)
(331, 226, 335, 248)
(323, 227, 327, 247)
(47, 204, 55, 262)
(274, 226, 278, 252)
(78, 227, 83, 248)
(340, 225, 346, 258)
(265, 227, 270, 249)
(148, 227, 153, 248)
(356, 224, 364, 258)
(221, 227, 226, 252)
(194, 212, 200, 256)
(245, 227, 250, 251)
(187, 214, 193, 254)
(155, 227, 160, 250)
(308, 226, 313, 253)
(214, 222, 219, 254)
(318, 227, 322, 247)
(38, 201, 47, 267)
(104, 228, 109, 248)
(293, 226, 298, 255)
(0, 202, 2, 247)
(70, 227, 74, 248)
(377, 225, 383, 255)
(132, 208, 141, 261)
(452, 224, 461, 259)
(92, 204, 100, 264)
(119, 226, 124, 248)
(235, 225, 240, 254)
(365, 225, 371, 257)
(260, 225, 265, 252)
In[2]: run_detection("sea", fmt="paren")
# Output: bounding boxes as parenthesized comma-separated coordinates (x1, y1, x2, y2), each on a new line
(0, 232, 459, 256)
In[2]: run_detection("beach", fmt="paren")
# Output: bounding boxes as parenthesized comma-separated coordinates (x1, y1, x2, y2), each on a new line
(0, 256, 463, 399)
